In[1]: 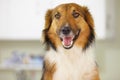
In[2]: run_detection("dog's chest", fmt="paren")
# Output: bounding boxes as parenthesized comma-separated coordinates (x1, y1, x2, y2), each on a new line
(45, 47, 95, 80)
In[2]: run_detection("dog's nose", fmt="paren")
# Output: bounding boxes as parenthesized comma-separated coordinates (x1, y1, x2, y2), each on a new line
(61, 27, 71, 35)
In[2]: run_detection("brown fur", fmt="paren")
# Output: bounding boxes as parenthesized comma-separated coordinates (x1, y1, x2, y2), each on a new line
(41, 60, 56, 80)
(41, 3, 99, 80)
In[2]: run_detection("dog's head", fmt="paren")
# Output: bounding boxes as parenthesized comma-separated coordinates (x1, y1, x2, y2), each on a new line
(42, 3, 95, 50)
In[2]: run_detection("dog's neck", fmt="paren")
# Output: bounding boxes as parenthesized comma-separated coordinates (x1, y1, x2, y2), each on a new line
(44, 46, 96, 80)
(47, 46, 94, 55)
(45, 46, 95, 68)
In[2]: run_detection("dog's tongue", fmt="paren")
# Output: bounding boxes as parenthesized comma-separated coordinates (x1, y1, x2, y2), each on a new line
(63, 37, 72, 46)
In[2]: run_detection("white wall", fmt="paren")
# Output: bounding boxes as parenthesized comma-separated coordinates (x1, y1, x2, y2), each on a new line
(0, 0, 106, 40)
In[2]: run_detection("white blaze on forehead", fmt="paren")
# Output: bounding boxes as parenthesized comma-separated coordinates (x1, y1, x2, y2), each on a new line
(65, 23, 69, 26)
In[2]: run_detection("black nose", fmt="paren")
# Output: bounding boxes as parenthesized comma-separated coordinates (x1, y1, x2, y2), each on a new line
(61, 27, 71, 35)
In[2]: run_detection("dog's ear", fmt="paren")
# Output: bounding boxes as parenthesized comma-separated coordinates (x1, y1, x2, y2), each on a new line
(44, 9, 53, 30)
(41, 9, 53, 43)
(82, 7, 95, 50)
(83, 7, 94, 28)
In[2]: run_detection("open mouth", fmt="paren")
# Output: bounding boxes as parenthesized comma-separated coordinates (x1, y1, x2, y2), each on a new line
(61, 36, 74, 49)
(60, 30, 80, 49)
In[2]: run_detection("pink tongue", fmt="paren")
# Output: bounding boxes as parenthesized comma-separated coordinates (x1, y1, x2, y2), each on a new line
(63, 37, 72, 46)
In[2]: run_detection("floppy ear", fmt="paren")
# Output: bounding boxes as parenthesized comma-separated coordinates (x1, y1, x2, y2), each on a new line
(41, 9, 53, 43)
(83, 7, 94, 28)
(44, 9, 53, 30)
(82, 7, 95, 50)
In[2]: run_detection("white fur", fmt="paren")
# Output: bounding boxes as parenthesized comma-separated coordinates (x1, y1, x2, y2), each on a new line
(44, 46, 96, 80)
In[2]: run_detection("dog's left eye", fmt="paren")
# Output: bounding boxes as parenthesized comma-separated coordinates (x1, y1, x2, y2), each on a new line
(72, 11, 80, 18)
(55, 12, 61, 19)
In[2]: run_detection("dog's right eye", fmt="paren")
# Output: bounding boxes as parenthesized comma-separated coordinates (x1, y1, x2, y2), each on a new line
(55, 12, 61, 19)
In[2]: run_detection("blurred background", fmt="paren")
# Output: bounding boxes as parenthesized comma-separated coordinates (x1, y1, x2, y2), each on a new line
(0, 0, 120, 80)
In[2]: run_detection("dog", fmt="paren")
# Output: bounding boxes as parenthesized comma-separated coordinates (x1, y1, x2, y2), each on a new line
(41, 3, 99, 80)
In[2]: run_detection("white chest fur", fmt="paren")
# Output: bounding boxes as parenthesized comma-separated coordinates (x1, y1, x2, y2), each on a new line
(45, 46, 96, 80)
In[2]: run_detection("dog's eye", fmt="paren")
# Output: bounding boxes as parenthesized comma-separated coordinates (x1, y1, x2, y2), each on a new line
(55, 12, 61, 19)
(72, 11, 80, 18)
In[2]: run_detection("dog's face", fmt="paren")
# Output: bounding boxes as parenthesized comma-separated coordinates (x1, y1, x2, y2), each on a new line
(42, 3, 95, 50)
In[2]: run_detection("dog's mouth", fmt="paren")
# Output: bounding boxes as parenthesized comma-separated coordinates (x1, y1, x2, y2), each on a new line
(60, 30, 80, 49)
(61, 36, 74, 49)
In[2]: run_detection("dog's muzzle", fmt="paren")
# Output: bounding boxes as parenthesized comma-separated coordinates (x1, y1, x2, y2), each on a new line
(59, 26, 80, 49)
